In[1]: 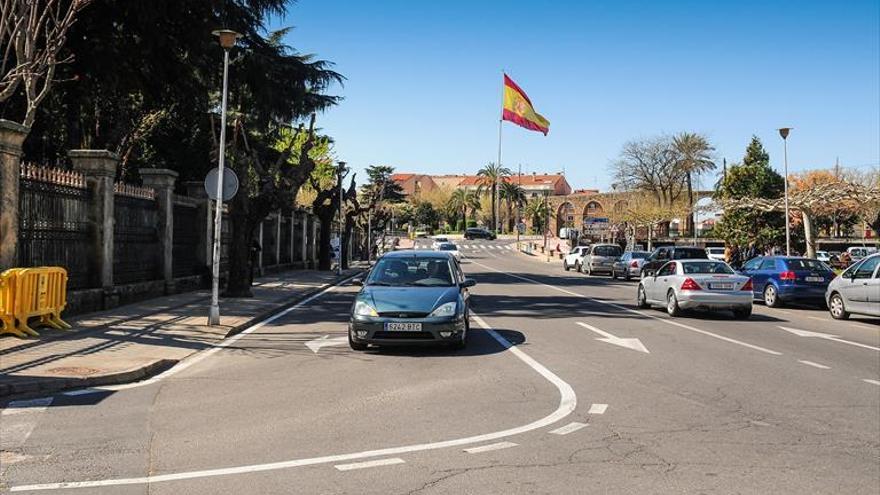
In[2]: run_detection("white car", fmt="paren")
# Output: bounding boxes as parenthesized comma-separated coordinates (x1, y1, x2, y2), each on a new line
(826, 253, 880, 319)
(637, 259, 753, 319)
(431, 236, 449, 250)
(706, 247, 726, 261)
(436, 242, 462, 261)
(563, 246, 589, 271)
(815, 250, 831, 262)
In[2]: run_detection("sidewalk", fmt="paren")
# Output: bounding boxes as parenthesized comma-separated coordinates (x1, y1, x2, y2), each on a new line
(0, 267, 364, 398)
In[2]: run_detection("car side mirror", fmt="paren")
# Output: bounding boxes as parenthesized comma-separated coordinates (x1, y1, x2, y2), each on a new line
(351, 278, 363, 286)
(461, 278, 477, 288)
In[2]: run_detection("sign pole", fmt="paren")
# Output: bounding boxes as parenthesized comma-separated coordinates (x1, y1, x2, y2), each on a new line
(208, 46, 231, 326)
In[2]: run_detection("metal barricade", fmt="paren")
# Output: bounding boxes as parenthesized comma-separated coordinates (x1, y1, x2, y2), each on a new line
(0, 267, 71, 338)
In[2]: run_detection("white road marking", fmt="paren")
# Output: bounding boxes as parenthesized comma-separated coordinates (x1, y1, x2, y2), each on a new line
(778, 326, 880, 352)
(588, 404, 608, 415)
(1, 398, 53, 457)
(575, 322, 649, 353)
(549, 422, 588, 435)
(305, 335, 348, 354)
(797, 360, 830, 370)
(334, 458, 405, 471)
(863, 379, 880, 386)
(463, 441, 518, 454)
(471, 261, 783, 357)
(9, 313, 577, 492)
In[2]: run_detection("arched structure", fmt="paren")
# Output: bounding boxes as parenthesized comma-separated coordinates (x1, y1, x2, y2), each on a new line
(555, 202, 575, 236)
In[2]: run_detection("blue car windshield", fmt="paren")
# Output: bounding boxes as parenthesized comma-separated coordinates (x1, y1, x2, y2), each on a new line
(367, 258, 455, 287)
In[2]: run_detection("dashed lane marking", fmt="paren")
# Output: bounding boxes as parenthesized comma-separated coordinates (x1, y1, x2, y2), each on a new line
(588, 404, 608, 415)
(463, 442, 518, 454)
(334, 458, 405, 471)
(549, 422, 588, 435)
(863, 379, 880, 386)
(797, 360, 830, 370)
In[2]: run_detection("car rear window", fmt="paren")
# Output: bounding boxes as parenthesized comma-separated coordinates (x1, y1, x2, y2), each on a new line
(593, 245, 622, 257)
(629, 251, 648, 259)
(707, 248, 725, 254)
(682, 261, 734, 274)
(438, 243, 457, 251)
(785, 259, 830, 271)
(675, 248, 708, 259)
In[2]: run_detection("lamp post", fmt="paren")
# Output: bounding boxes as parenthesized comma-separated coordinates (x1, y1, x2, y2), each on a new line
(778, 127, 792, 256)
(337, 161, 346, 276)
(208, 29, 240, 326)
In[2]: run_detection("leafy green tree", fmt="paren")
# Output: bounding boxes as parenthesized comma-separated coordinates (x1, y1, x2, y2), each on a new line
(500, 181, 526, 232)
(714, 136, 785, 250)
(413, 202, 440, 230)
(477, 162, 511, 232)
(447, 189, 480, 230)
(524, 196, 549, 234)
(672, 132, 715, 235)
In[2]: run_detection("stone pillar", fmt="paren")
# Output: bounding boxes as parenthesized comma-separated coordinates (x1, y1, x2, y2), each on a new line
(301, 211, 308, 266)
(69, 150, 118, 304)
(0, 120, 29, 270)
(141, 169, 178, 293)
(184, 181, 211, 274)
(275, 213, 281, 267)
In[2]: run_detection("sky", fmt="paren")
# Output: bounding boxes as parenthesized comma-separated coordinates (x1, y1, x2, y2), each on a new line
(268, 0, 880, 192)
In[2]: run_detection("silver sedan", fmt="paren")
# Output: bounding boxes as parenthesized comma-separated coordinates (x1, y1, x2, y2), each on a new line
(637, 260, 753, 318)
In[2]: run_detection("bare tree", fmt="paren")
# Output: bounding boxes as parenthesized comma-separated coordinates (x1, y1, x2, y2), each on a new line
(611, 136, 686, 208)
(0, 0, 92, 126)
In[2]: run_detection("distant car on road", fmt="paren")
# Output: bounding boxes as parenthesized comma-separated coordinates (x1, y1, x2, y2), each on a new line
(706, 247, 726, 261)
(436, 242, 462, 261)
(815, 250, 832, 263)
(826, 253, 880, 320)
(611, 251, 650, 281)
(739, 256, 834, 308)
(579, 243, 623, 276)
(349, 251, 475, 350)
(464, 227, 496, 240)
(847, 246, 878, 261)
(431, 236, 449, 250)
(563, 245, 589, 271)
(637, 260, 753, 319)
(640, 246, 709, 277)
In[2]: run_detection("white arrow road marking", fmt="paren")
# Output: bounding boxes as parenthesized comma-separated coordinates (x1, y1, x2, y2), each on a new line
(549, 422, 588, 435)
(464, 441, 518, 454)
(863, 379, 880, 386)
(576, 322, 649, 353)
(9, 314, 577, 492)
(588, 404, 608, 415)
(778, 326, 880, 352)
(797, 360, 830, 370)
(305, 335, 348, 354)
(334, 458, 405, 471)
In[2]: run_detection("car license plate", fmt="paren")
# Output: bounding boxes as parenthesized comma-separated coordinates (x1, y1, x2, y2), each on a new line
(805, 276, 823, 282)
(385, 322, 422, 332)
(710, 283, 734, 290)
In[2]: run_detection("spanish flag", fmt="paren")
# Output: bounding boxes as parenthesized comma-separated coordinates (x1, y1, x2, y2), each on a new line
(502, 74, 550, 135)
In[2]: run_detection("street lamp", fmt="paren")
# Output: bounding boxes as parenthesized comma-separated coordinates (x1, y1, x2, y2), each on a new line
(208, 28, 241, 326)
(337, 161, 347, 276)
(778, 127, 792, 256)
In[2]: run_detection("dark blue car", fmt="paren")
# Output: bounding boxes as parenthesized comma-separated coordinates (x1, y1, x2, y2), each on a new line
(739, 256, 834, 308)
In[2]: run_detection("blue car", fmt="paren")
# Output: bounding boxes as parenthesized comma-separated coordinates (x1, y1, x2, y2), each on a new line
(739, 256, 834, 308)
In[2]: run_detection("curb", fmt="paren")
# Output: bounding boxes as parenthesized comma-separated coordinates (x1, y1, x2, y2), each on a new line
(0, 270, 363, 401)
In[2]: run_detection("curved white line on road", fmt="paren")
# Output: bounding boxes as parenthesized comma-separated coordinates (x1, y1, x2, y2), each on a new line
(10, 314, 577, 492)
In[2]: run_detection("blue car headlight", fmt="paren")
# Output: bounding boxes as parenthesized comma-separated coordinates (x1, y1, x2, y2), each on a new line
(353, 301, 378, 317)
(429, 302, 457, 318)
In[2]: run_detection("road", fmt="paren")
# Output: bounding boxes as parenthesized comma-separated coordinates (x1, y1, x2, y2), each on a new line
(2, 239, 878, 494)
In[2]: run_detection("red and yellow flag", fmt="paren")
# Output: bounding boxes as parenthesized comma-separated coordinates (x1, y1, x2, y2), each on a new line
(502, 74, 550, 135)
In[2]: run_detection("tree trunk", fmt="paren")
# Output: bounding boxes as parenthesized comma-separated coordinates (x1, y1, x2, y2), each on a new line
(341, 215, 355, 270)
(802, 209, 816, 259)
(686, 171, 694, 236)
(317, 211, 334, 270)
(225, 199, 257, 297)
(491, 184, 497, 231)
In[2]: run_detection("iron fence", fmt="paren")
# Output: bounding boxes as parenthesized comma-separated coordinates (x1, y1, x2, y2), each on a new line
(261, 217, 278, 266)
(114, 192, 160, 284)
(280, 216, 292, 264)
(173, 202, 200, 277)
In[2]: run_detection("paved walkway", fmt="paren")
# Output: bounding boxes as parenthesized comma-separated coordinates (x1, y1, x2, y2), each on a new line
(0, 267, 363, 398)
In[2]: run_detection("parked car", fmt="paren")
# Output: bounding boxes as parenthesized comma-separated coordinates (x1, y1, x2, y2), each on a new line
(739, 256, 835, 308)
(706, 247, 726, 261)
(636, 260, 753, 318)
(815, 250, 831, 263)
(464, 227, 496, 240)
(563, 245, 589, 271)
(431, 236, 449, 250)
(640, 246, 709, 277)
(436, 242, 462, 261)
(579, 243, 623, 276)
(826, 253, 880, 319)
(611, 251, 650, 281)
(349, 251, 474, 350)
(847, 246, 878, 261)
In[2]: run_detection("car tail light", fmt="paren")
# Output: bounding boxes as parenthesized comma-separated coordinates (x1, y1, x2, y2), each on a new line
(780, 271, 796, 281)
(740, 278, 753, 291)
(630, 260, 639, 268)
(680, 278, 702, 291)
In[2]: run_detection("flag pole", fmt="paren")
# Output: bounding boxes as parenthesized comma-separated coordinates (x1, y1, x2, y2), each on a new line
(496, 70, 504, 235)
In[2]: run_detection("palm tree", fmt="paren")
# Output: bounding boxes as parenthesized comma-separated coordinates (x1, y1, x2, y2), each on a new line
(477, 162, 512, 232)
(673, 132, 716, 236)
(499, 181, 527, 233)
(524, 196, 550, 234)
(448, 189, 481, 231)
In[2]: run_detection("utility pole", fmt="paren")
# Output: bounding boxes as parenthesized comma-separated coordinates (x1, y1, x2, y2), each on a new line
(337, 161, 346, 275)
(778, 128, 792, 256)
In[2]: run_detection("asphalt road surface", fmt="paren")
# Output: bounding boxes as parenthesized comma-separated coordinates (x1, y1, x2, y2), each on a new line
(2, 239, 878, 494)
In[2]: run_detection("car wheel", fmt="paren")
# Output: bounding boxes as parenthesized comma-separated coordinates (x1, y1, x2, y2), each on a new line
(349, 332, 368, 351)
(666, 290, 682, 317)
(637, 285, 649, 309)
(585, 263, 592, 276)
(624, 272, 631, 281)
(763, 285, 782, 308)
(611, 269, 618, 280)
(733, 306, 752, 319)
(563, 261, 570, 271)
(575, 262, 582, 273)
(828, 293, 850, 320)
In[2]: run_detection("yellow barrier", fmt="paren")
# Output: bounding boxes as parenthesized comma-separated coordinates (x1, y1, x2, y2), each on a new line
(0, 267, 70, 338)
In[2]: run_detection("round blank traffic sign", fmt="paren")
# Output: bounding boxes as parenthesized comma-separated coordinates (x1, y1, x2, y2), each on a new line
(204, 167, 239, 202)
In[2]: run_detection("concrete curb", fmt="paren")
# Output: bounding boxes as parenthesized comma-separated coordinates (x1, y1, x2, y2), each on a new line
(0, 270, 364, 401)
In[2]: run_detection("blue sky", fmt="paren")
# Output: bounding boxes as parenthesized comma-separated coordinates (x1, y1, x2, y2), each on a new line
(269, 0, 880, 191)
